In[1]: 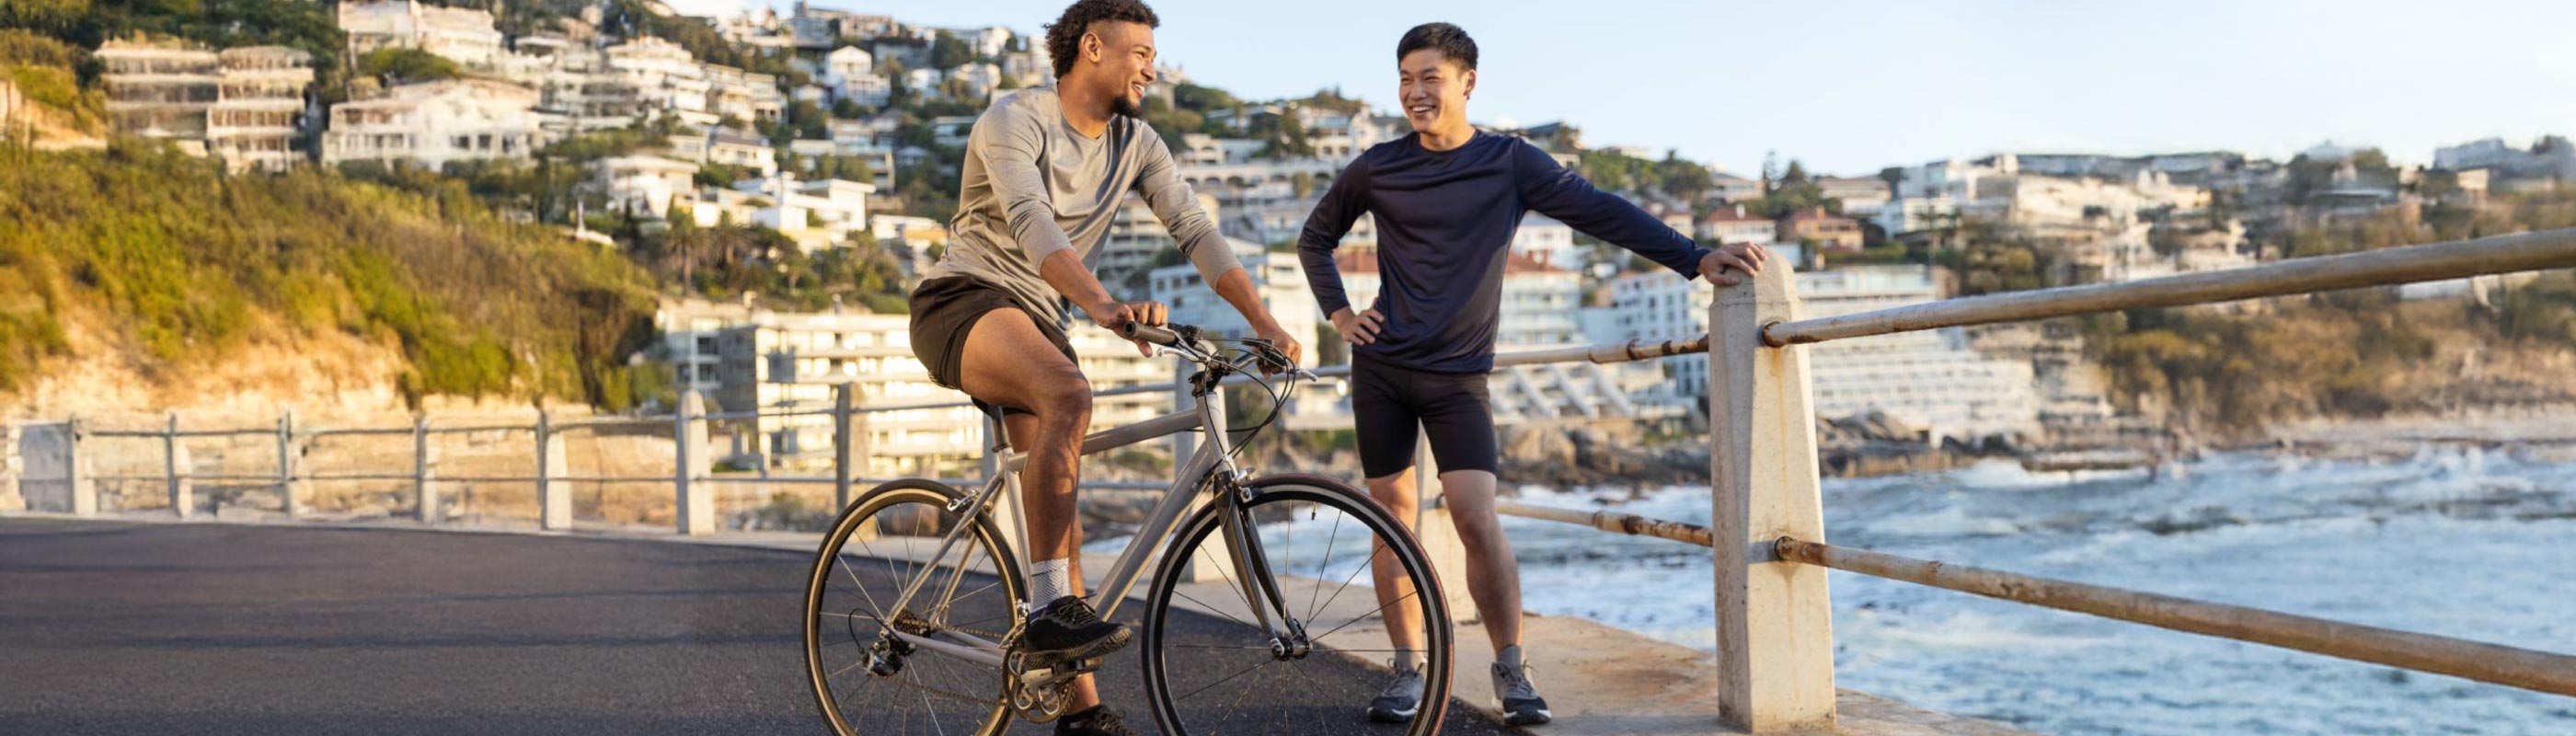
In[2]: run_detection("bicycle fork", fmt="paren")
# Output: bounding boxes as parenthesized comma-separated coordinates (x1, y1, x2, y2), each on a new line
(1214, 484, 1313, 660)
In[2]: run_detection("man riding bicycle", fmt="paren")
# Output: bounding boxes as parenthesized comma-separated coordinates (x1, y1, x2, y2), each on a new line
(905, 1, 1304, 733)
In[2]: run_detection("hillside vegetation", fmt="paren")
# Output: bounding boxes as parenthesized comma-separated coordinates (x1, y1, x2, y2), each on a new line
(0, 142, 660, 408)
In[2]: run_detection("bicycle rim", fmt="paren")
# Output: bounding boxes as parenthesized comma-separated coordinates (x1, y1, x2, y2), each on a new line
(1140, 477, 1454, 735)
(803, 479, 1024, 736)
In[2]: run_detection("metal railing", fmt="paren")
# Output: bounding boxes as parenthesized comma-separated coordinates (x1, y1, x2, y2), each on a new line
(7, 385, 1177, 535)
(1465, 227, 2576, 731)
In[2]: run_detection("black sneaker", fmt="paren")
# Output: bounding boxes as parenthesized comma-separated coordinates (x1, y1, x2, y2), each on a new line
(1053, 705, 1139, 736)
(1366, 660, 1426, 722)
(1016, 595, 1132, 668)
(1492, 661, 1552, 726)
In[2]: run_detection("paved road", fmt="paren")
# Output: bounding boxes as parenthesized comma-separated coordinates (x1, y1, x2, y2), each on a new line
(0, 518, 1512, 735)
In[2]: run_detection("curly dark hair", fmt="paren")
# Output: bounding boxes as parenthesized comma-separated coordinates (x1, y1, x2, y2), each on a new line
(1044, 0, 1160, 78)
(1397, 22, 1477, 70)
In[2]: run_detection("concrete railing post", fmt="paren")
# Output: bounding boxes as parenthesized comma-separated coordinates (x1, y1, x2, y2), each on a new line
(675, 390, 714, 535)
(277, 408, 300, 518)
(833, 383, 854, 510)
(1708, 265, 1836, 732)
(1169, 358, 1194, 466)
(68, 418, 95, 516)
(537, 408, 572, 531)
(0, 422, 22, 513)
(414, 415, 440, 523)
(166, 412, 192, 519)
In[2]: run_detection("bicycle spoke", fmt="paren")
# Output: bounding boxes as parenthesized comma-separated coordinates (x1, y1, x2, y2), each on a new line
(1308, 587, 1420, 645)
(1198, 531, 1262, 621)
(1306, 538, 1379, 625)
(1171, 587, 1266, 633)
(1308, 512, 1342, 620)
(1173, 657, 1279, 704)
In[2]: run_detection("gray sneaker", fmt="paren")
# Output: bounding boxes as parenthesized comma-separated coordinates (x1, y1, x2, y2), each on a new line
(1367, 660, 1426, 723)
(1492, 661, 1552, 726)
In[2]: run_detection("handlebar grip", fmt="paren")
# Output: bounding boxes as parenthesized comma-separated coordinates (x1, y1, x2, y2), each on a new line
(1120, 320, 1184, 346)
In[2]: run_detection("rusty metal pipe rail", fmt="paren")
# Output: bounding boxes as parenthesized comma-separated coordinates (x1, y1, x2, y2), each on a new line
(1491, 500, 1713, 546)
(1773, 537, 2576, 697)
(1763, 227, 2576, 346)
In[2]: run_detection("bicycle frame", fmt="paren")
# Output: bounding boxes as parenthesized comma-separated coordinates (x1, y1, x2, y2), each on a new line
(866, 357, 1303, 672)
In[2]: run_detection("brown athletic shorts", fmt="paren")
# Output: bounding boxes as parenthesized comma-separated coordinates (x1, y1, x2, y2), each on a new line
(907, 275, 1076, 417)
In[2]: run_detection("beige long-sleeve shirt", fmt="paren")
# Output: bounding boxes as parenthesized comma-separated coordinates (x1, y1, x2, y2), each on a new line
(926, 87, 1240, 327)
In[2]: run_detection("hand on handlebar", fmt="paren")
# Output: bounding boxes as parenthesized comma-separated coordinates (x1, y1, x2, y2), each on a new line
(1091, 299, 1167, 357)
(1252, 323, 1303, 375)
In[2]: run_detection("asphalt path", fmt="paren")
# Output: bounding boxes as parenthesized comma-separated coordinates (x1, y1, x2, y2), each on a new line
(0, 518, 1512, 735)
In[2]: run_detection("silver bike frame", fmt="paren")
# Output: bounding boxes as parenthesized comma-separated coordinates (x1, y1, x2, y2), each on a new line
(870, 346, 1304, 668)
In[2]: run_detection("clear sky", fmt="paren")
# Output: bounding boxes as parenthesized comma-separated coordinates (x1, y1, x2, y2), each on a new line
(670, 0, 2576, 176)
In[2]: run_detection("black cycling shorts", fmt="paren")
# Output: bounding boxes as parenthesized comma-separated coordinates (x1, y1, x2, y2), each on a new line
(907, 275, 1076, 418)
(1349, 353, 1499, 479)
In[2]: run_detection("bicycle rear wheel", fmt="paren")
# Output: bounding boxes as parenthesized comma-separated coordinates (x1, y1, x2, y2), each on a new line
(803, 478, 1025, 736)
(1140, 474, 1454, 735)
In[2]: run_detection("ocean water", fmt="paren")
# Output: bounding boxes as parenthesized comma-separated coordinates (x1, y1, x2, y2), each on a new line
(1501, 448, 2576, 735)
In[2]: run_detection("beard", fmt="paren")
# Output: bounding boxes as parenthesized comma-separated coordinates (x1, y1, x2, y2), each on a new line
(1110, 91, 1143, 119)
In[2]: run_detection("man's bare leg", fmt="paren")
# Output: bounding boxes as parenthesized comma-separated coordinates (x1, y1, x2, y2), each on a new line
(957, 309, 1101, 713)
(1434, 469, 1521, 653)
(1366, 467, 1424, 658)
(1001, 412, 1101, 710)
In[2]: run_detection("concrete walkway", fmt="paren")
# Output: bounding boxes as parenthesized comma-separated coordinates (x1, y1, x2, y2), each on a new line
(9, 512, 2031, 735)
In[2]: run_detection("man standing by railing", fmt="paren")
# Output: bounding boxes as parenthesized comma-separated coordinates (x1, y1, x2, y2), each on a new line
(906, 2, 1304, 733)
(1296, 22, 1766, 727)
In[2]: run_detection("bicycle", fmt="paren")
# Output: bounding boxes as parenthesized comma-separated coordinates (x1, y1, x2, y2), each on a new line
(801, 321, 1455, 735)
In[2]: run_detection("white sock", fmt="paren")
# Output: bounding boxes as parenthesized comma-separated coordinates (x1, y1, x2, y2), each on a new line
(1025, 558, 1072, 618)
(1393, 647, 1424, 673)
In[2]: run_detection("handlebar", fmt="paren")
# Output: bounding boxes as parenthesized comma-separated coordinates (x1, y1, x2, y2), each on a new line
(1119, 320, 1187, 347)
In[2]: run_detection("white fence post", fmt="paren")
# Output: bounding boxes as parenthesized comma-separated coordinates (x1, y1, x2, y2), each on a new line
(1708, 265, 1837, 731)
(1169, 358, 1194, 465)
(414, 415, 439, 523)
(68, 417, 94, 516)
(833, 383, 854, 510)
(166, 412, 192, 519)
(538, 408, 572, 531)
(0, 422, 21, 513)
(675, 390, 714, 535)
(277, 408, 300, 518)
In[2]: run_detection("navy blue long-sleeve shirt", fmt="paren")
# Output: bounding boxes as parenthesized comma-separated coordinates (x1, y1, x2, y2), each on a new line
(1297, 132, 1714, 373)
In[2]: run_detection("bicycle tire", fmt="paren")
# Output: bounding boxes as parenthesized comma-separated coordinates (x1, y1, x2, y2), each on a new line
(1138, 473, 1455, 735)
(802, 478, 1026, 736)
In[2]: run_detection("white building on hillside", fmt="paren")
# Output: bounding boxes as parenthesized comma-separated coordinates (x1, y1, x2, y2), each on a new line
(1094, 193, 1224, 288)
(322, 80, 545, 168)
(824, 45, 873, 78)
(1510, 214, 1581, 272)
(338, 0, 504, 69)
(683, 306, 1170, 473)
(1600, 265, 2038, 442)
(592, 155, 699, 219)
(1695, 204, 1777, 245)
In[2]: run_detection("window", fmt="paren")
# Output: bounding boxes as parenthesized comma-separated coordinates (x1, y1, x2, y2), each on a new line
(452, 135, 470, 150)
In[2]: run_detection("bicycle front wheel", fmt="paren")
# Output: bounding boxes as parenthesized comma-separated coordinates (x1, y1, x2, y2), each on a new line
(1140, 474, 1455, 735)
(802, 478, 1025, 736)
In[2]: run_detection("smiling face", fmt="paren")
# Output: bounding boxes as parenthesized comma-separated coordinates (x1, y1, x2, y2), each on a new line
(1397, 49, 1475, 136)
(1083, 20, 1157, 117)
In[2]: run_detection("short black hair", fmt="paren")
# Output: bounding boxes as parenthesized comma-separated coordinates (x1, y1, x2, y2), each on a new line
(1044, 0, 1159, 78)
(1397, 22, 1477, 71)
